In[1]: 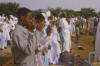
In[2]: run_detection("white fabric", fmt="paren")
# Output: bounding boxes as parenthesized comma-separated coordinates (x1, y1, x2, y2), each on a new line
(46, 11, 51, 17)
(41, 13, 49, 25)
(59, 18, 71, 52)
(70, 18, 76, 36)
(94, 22, 100, 61)
(48, 26, 61, 64)
(9, 15, 18, 30)
(9, 19, 16, 30)
(95, 22, 100, 51)
(0, 22, 10, 49)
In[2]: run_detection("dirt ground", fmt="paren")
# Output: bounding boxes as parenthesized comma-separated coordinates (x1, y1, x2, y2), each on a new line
(0, 32, 94, 66)
(72, 33, 94, 66)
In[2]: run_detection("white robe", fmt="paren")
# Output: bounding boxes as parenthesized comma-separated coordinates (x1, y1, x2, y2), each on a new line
(9, 18, 18, 30)
(48, 26, 61, 64)
(0, 22, 10, 40)
(59, 18, 71, 52)
(95, 22, 100, 51)
(70, 18, 76, 36)
(42, 13, 50, 38)
(0, 22, 10, 49)
(95, 22, 100, 60)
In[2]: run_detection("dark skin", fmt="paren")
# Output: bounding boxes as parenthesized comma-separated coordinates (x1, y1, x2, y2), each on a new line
(47, 25, 53, 36)
(42, 26, 53, 55)
(35, 19, 46, 54)
(36, 20, 46, 32)
(46, 26, 53, 50)
(66, 16, 71, 24)
(0, 29, 3, 32)
(18, 12, 39, 54)
(19, 12, 36, 32)
(0, 24, 3, 32)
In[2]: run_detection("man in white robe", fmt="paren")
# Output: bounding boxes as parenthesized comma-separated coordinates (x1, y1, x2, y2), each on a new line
(0, 17, 8, 49)
(70, 17, 76, 36)
(1, 21, 10, 49)
(94, 21, 100, 61)
(95, 22, 100, 52)
(59, 15, 71, 52)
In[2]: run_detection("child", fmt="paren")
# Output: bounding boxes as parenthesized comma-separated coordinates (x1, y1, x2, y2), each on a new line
(49, 21, 61, 64)
(3, 17, 11, 48)
(0, 24, 3, 50)
(59, 27, 64, 53)
(41, 25, 53, 66)
(34, 13, 46, 66)
(0, 16, 7, 50)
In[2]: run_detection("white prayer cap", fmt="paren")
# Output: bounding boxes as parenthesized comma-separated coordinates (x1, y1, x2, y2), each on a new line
(46, 10, 51, 17)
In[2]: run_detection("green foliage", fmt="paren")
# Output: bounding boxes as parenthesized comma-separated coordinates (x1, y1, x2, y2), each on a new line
(50, 7, 62, 16)
(0, 2, 98, 18)
(0, 2, 19, 15)
(98, 12, 100, 17)
(81, 8, 97, 18)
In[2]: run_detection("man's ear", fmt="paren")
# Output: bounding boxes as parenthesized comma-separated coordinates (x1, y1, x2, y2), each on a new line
(19, 16, 26, 26)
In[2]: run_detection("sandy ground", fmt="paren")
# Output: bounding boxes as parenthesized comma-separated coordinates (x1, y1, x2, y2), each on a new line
(0, 33, 94, 66)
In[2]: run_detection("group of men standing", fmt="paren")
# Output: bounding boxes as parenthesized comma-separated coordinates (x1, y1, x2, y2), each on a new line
(0, 14, 18, 50)
(1, 7, 100, 66)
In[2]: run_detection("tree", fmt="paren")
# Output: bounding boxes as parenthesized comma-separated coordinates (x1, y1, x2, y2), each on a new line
(80, 8, 97, 18)
(0, 2, 19, 15)
(51, 7, 62, 16)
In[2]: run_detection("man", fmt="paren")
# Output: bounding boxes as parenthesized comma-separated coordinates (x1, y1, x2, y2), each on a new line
(59, 13, 71, 53)
(95, 21, 100, 53)
(11, 8, 36, 66)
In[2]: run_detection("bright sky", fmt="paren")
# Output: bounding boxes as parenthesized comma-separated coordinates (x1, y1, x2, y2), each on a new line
(0, 0, 100, 12)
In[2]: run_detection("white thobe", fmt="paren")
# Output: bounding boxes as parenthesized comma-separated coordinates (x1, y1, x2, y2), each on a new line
(48, 25, 61, 64)
(95, 22, 100, 51)
(95, 22, 100, 60)
(9, 18, 18, 30)
(59, 18, 71, 52)
(70, 18, 76, 36)
(0, 22, 10, 49)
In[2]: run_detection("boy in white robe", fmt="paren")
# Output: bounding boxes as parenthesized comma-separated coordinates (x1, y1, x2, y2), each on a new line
(0, 17, 11, 49)
(41, 25, 53, 66)
(0, 23, 3, 49)
(0, 16, 8, 49)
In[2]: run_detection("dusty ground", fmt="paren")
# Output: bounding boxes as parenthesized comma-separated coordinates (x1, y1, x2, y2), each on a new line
(72, 33, 94, 66)
(0, 33, 94, 66)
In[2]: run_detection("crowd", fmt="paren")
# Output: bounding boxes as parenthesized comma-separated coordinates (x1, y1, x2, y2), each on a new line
(0, 7, 100, 66)
(0, 14, 18, 50)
